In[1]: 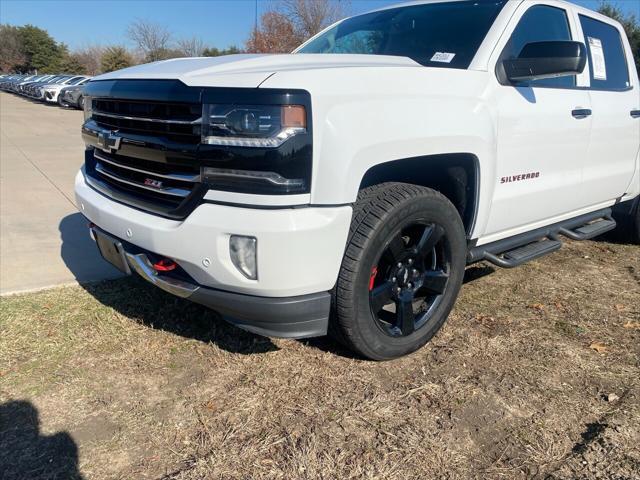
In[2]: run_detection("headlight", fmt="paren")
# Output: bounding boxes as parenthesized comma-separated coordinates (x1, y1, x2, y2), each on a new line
(83, 96, 93, 121)
(202, 104, 306, 148)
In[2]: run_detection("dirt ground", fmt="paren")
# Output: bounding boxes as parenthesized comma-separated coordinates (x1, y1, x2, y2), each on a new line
(1, 235, 639, 480)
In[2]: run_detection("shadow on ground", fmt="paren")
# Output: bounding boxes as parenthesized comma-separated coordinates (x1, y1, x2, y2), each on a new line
(0, 400, 85, 480)
(58, 213, 123, 284)
(59, 213, 279, 355)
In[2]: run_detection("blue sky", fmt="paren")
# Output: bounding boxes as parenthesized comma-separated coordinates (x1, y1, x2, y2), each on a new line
(1, 0, 638, 51)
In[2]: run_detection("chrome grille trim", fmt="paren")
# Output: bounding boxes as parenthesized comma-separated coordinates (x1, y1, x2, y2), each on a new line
(94, 151, 201, 182)
(95, 163, 191, 198)
(92, 110, 202, 125)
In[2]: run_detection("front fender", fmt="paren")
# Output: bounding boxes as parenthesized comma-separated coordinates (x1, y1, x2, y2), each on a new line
(261, 67, 498, 237)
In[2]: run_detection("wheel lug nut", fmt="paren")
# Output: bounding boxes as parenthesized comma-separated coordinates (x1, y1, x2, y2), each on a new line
(391, 277, 397, 282)
(408, 283, 413, 289)
(408, 259, 413, 265)
(397, 262, 402, 268)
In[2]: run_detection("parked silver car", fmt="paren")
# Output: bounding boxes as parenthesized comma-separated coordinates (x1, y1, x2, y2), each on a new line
(58, 78, 92, 109)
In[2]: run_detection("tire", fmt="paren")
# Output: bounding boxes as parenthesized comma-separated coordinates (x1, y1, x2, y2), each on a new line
(58, 95, 69, 108)
(77, 96, 84, 110)
(632, 201, 640, 244)
(613, 198, 640, 244)
(332, 182, 467, 360)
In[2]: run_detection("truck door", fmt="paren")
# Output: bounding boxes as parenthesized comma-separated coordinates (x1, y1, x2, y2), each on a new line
(484, 3, 592, 238)
(576, 13, 640, 206)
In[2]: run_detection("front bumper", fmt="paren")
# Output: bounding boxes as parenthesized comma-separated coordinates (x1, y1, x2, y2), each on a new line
(91, 227, 331, 338)
(44, 91, 59, 102)
(75, 169, 352, 298)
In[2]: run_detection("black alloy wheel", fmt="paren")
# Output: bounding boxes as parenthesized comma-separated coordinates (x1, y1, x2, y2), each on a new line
(369, 222, 451, 338)
(332, 182, 467, 360)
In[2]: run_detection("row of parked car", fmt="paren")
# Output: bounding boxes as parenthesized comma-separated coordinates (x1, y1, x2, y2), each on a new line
(0, 73, 91, 109)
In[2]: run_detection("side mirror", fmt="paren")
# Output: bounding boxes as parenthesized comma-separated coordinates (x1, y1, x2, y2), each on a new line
(503, 41, 587, 83)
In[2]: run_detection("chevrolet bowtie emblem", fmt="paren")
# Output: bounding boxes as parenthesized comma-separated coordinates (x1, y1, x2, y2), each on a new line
(97, 130, 122, 153)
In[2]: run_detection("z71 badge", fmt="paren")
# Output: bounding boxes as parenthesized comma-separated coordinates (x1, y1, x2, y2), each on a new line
(143, 178, 164, 189)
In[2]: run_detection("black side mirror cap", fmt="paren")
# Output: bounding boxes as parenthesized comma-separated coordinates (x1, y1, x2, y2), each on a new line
(503, 40, 587, 83)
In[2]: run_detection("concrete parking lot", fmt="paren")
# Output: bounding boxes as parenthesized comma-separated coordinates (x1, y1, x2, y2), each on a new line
(0, 92, 120, 294)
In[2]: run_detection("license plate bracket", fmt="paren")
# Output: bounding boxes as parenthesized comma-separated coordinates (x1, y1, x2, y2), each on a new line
(93, 229, 131, 274)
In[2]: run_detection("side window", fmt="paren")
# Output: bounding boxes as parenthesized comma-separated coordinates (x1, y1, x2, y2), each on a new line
(579, 15, 630, 91)
(502, 5, 575, 88)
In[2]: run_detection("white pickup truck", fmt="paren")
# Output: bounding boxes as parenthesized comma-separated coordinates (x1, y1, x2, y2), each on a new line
(75, 0, 640, 360)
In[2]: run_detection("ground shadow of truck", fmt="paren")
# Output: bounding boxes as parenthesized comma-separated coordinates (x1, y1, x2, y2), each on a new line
(58, 212, 279, 356)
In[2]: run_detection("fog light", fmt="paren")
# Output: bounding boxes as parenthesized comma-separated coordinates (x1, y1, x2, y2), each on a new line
(230, 235, 257, 280)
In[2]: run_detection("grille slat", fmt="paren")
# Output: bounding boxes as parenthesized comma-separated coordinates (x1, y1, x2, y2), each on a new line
(92, 98, 201, 143)
(93, 151, 201, 182)
(89, 149, 200, 214)
(95, 163, 191, 198)
(91, 110, 201, 125)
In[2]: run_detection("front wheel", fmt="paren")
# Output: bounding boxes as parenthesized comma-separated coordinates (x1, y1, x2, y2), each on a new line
(332, 183, 467, 360)
(77, 96, 84, 110)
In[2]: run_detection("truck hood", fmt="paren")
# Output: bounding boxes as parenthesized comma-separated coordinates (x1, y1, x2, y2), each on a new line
(93, 54, 422, 88)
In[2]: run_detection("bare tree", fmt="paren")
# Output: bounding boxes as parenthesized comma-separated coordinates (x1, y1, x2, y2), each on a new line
(72, 44, 105, 75)
(246, 11, 300, 53)
(0, 24, 26, 72)
(126, 19, 172, 62)
(281, 0, 349, 40)
(177, 37, 206, 57)
(101, 46, 135, 73)
(246, 0, 350, 54)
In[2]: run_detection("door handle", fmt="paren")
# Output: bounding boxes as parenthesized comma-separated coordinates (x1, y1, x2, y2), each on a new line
(631, 110, 640, 119)
(572, 108, 592, 119)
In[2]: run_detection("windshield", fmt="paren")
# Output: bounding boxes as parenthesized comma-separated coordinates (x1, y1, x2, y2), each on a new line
(298, 0, 506, 69)
(67, 76, 85, 85)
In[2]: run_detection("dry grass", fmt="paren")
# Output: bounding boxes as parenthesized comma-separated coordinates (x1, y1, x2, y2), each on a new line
(1, 237, 639, 479)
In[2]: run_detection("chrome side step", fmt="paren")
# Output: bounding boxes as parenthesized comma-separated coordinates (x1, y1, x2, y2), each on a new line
(468, 208, 616, 268)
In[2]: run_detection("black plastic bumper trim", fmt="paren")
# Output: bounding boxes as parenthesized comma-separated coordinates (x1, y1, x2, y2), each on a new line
(190, 288, 330, 339)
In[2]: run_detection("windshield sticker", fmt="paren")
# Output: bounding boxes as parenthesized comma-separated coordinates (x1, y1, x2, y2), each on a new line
(588, 37, 607, 81)
(431, 52, 456, 63)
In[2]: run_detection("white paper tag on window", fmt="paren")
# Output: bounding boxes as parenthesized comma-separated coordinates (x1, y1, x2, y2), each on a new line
(588, 37, 607, 81)
(431, 52, 456, 63)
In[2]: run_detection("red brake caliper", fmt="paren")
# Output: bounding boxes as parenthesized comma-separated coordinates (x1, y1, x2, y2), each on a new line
(369, 266, 378, 291)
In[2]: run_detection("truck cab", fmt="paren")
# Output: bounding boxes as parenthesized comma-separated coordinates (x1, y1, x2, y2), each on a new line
(75, 0, 640, 360)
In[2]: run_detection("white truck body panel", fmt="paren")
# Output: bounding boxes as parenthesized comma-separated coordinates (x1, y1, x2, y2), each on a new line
(94, 54, 422, 88)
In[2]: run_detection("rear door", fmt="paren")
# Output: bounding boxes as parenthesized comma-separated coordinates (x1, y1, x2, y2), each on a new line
(576, 13, 640, 205)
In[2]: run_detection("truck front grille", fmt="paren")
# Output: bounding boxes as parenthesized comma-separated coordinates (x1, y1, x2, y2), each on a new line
(92, 99, 202, 143)
(87, 149, 204, 217)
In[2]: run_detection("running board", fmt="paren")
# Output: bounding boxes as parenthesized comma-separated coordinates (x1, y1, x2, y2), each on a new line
(558, 217, 616, 240)
(468, 208, 616, 268)
(483, 239, 562, 268)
